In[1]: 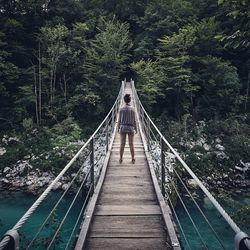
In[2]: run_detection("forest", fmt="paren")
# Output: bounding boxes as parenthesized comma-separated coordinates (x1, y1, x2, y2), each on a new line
(0, 0, 249, 189)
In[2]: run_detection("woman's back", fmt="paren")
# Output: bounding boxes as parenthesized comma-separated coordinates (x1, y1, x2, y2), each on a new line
(120, 105, 135, 126)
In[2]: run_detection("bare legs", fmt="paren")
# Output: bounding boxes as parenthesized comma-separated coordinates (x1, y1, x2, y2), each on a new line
(119, 132, 135, 163)
(128, 133, 135, 163)
(119, 133, 126, 163)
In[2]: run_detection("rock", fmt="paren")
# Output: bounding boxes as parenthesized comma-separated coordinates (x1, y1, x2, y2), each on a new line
(3, 167, 11, 174)
(203, 143, 211, 151)
(187, 179, 199, 189)
(215, 151, 229, 160)
(215, 138, 222, 144)
(223, 174, 228, 179)
(52, 182, 62, 190)
(215, 144, 225, 151)
(62, 184, 69, 190)
(0, 147, 6, 156)
(26, 180, 33, 186)
(2, 178, 10, 184)
(26, 185, 37, 195)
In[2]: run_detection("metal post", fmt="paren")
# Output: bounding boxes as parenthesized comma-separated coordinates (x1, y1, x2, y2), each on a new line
(235, 231, 250, 250)
(1, 230, 20, 250)
(141, 110, 145, 135)
(105, 119, 109, 152)
(111, 109, 114, 132)
(147, 117, 151, 151)
(90, 137, 94, 195)
(161, 137, 166, 197)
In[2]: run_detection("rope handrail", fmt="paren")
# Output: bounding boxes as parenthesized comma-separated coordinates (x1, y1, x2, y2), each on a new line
(131, 80, 250, 249)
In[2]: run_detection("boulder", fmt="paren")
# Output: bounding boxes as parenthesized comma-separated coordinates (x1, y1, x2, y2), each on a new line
(3, 167, 11, 174)
(62, 183, 69, 191)
(187, 179, 199, 189)
(52, 182, 62, 190)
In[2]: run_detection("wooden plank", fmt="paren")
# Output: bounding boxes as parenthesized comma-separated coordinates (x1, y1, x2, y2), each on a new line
(89, 215, 166, 238)
(85, 238, 171, 250)
(112, 145, 144, 148)
(98, 192, 155, 200)
(108, 163, 146, 168)
(110, 152, 145, 158)
(97, 197, 157, 206)
(109, 158, 147, 164)
(106, 168, 149, 176)
(95, 205, 161, 215)
(100, 185, 155, 194)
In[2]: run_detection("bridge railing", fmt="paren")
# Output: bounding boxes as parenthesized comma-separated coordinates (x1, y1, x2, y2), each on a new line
(131, 80, 250, 250)
(0, 82, 124, 250)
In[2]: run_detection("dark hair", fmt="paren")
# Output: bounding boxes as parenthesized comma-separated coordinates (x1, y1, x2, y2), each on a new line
(124, 94, 131, 104)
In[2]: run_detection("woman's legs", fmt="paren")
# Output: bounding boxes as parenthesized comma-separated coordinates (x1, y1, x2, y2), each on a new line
(128, 133, 135, 163)
(119, 132, 126, 162)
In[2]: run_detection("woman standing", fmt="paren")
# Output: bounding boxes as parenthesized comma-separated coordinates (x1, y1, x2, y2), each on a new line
(117, 93, 137, 164)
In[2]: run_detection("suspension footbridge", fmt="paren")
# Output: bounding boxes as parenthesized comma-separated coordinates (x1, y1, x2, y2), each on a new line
(0, 80, 249, 250)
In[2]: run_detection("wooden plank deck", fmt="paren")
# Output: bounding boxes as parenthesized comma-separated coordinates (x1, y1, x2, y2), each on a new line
(75, 84, 180, 250)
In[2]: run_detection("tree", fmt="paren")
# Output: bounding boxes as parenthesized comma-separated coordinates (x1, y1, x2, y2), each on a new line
(217, 0, 250, 112)
(85, 18, 133, 110)
(0, 31, 20, 129)
(131, 59, 164, 111)
(193, 56, 241, 118)
(156, 25, 198, 119)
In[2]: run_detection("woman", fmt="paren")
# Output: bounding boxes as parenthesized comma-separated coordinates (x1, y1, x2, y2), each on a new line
(117, 93, 137, 164)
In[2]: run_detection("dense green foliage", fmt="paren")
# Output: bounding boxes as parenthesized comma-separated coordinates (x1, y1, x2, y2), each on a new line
(0, 0, 249, 175)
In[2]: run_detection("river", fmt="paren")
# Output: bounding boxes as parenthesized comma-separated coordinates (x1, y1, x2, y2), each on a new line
(0, 190, 249, 249)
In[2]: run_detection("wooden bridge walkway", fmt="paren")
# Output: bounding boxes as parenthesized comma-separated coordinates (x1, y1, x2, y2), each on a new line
(75, 84, 180, 250)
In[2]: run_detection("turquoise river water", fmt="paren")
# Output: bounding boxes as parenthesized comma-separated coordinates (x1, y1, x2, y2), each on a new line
(0, 190, 249, 249)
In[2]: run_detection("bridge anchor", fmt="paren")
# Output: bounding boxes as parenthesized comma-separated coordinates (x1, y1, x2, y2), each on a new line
(235, 231, 250, 250)
(1, 230, 19, 250)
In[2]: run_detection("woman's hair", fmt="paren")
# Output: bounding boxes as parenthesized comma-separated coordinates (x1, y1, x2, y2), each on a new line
(124, 94, 131, 104)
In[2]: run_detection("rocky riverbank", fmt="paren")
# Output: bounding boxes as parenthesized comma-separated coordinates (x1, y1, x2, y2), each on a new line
(149, 137, 250, 192)
(0, 160, 73, 195)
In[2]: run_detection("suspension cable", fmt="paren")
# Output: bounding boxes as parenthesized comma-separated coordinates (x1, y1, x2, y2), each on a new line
(47, 169, 92, 249)
(165, 192, 192, 250)
(171, 166, 226, 249)
(27, 166, 90, 249)
(167, 176, 208, 249)
(64, 186, 92, 250)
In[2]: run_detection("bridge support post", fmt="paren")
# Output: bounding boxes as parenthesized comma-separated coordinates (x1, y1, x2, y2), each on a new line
(111, 109, 114, 132)
(235, 231, 250, 250)
(90, 137, 94, 195)
(161, 138, 166, 197)
(146, 117, 151, 151)
(0, 230, 19, 250)
(105, 119, 109, 152)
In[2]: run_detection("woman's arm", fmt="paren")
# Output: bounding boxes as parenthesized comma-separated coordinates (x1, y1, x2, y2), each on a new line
(133, 109, 137, 133)
(117, 110, 121, 132)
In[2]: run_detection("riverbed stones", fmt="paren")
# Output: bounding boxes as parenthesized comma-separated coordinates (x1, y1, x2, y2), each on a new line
(187, 179, 199, 189)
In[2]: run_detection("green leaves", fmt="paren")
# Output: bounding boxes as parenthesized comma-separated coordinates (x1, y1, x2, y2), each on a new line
(131, 59, 164, 109)
(85, 18, 133, 108)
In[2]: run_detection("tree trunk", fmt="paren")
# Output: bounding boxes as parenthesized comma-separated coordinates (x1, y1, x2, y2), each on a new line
(50, 68, 53, 108)
(33, 66, 39, 125)
(63, 73, 67, 102)
(244, 69, 250, 112)
(53, 64, 56, 103)
(38, 43, 42, 124)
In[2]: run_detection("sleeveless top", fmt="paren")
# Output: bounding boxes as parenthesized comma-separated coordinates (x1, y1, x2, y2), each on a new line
(119, 104, 136, 133)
